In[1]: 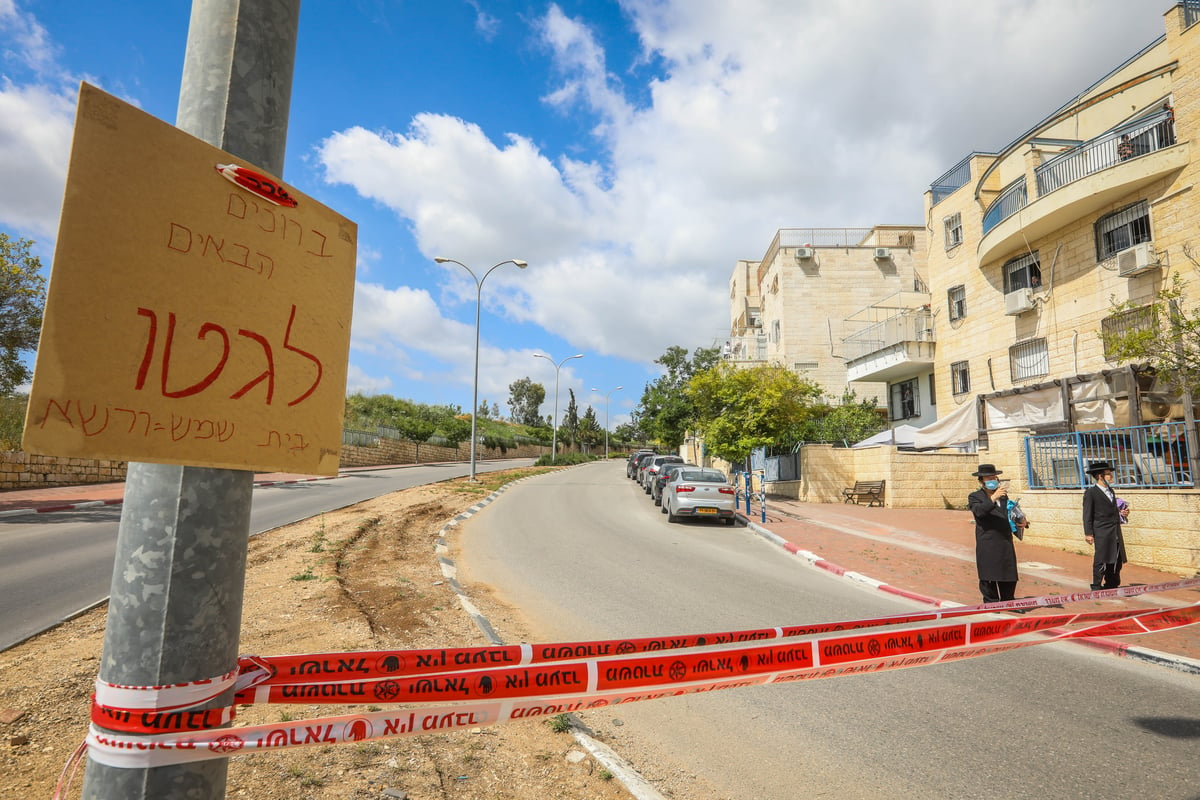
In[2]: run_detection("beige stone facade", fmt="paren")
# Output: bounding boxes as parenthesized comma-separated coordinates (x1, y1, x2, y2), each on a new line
(726, 226, 929, 407)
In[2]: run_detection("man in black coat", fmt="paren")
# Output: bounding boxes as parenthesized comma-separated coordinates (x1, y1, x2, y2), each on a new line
(967, 464, 1022, 604)
(1082, 460, 1128, 590)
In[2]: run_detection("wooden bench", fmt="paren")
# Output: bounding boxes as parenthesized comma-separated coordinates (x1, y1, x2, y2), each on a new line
(842, 479, 885, 507)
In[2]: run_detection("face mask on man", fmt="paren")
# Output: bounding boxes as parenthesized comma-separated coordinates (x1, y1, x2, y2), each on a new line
(984, 479, 1000, 490)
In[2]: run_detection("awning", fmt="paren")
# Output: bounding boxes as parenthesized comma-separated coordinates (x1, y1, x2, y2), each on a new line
(912, 399, 979, 448)
(852, 424, 918, 448)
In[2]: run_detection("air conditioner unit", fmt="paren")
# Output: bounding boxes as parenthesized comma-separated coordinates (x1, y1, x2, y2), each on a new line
(874, 247, 891, 260)
(1004, 287, 1034, 316)
(1116, 242, 1160, 277)
(795, 247, 815, 261)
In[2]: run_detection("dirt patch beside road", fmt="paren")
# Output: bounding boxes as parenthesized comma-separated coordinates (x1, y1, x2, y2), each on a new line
(0, 469, 656, 800)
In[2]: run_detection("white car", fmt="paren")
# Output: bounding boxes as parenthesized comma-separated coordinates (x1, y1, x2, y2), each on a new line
(662, 468, 737, 525)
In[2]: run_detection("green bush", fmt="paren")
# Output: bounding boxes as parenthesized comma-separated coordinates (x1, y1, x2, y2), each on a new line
(0, 395, 27, 450)
(533, 452, 598, 467)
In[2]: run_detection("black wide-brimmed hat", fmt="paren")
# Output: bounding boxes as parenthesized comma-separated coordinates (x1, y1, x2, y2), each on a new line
(1086, 460, 1115, 475)
(971, 463, 1003, 477)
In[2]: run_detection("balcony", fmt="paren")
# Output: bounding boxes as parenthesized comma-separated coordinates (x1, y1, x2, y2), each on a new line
(843, 293, 935, 383)
(978, 109, 1187, 265)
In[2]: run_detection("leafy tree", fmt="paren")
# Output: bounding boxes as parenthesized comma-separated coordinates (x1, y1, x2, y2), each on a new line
(491, 402, 501, 419)
(687, 363, 823, 463)
(477, 398, 492, 419)
(507, 377, 546, 426)
(638, 345, 721, 448)
(1103, 275, 1200, 396)
(562, 388, 579, 446)
(0, 234, 47, 394)
(800, 389, 888, 445)
(578, 405, 603, 450)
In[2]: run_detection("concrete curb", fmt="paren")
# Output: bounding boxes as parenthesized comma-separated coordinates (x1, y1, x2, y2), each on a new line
(743, 517, 1200, 676)
(434, 465, 668, 800)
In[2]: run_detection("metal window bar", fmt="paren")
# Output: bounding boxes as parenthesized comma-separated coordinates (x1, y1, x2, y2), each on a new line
(1025, 421, 1194, 489)
(1009, 338, 1049, 381)
(944, 213, 963, 249)
(951, 361, 970, 394)
(930, 155, 973, 205)
(1186, 0, 1200, 29)
(1101, 305, 1156, 360)
(1003, 252, 1041, 293)
(1035, 109, 1174, 198)
(1095, 201, 1151, 261)
(981, 177, 1028, 235)
(947, 285, 966, 320)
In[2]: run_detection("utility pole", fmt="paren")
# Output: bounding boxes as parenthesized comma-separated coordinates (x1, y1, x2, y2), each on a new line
(81, 2, 300, 798)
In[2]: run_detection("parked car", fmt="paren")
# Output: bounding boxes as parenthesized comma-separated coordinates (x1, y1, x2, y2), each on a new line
(663, 467, 737, 525)
(642, 455, 684, 493)
(652, 462, 696, 506)
(633, 452, 659, 485)
(626, 449, 656, 479)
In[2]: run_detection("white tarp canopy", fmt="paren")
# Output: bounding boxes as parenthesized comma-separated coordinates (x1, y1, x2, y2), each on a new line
(852, 424, 918, 448)
(984, 387, 1065, 429)
(912, 399, 979, 448)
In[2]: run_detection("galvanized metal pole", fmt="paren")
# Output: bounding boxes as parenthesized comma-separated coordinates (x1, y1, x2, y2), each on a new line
(81, 2, 299, 798)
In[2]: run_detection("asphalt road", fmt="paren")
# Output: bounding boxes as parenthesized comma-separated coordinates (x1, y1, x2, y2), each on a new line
(457, 461, 1200, 800)
(0, 459, 533, 651)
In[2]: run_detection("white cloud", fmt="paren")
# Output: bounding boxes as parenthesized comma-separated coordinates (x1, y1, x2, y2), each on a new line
(319, 0, 1165, 378)
(0, 80, 73, 239)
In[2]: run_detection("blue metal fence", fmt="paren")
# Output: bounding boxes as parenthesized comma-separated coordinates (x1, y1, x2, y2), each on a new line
(981, 177, 1028, 235)
(1025, 422, 1193, 489)
(930, 156, 973, 206)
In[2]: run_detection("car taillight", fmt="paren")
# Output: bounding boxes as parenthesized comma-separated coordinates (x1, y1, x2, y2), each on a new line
(675, 485, 695, 493)
(719, 487, 735, 494)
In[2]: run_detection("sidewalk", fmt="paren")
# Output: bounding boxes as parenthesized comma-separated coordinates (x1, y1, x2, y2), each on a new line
(744, 497, 1200, 671)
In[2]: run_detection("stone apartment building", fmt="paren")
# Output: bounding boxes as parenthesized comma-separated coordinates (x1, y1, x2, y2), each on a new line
(907, 2, 1200, 575)
(725, 225, 929, 413)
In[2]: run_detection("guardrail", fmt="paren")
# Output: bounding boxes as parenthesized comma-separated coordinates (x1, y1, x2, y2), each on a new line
(1035, 109, 1174, 197)
(981, 177, 1028, 235)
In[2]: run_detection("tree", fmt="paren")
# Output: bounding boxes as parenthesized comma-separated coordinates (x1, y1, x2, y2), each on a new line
(578, 405, 603, 450)
(507, 377, 546, 426)
(0, 234, 47, 395)
(637, 344, 721, 448)
(800, 389, 888, 445)
(562, 388, 579, 446)
(687, 363, 823, 463)
(1103, 275, 1200, 397)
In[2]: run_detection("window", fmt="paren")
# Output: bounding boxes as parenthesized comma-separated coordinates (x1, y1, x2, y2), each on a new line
(770, 275, 779, 294)
(947, 284, 966, 321)
(794, 361, 818, 371)
(771, 319, 781, 343)
(1009, 338, 1049, 381)
(889, 378, 920, 421)
(951, 361, 970, 395)
(928, 373, 936, 406)
(943, 212, 963, 249)
(1095, 201, 1151, 261)
(1003, 252, 1042, 293)
(1101, 305, 1156, 360)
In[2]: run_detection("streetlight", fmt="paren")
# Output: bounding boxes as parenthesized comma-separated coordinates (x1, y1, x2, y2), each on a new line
(435, 256, 527, 481)
(534, 352, 583, 462)
(591, 385, 623, 460)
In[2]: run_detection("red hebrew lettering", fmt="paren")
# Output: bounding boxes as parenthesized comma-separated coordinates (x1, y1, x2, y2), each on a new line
(259, 430, 282, 448)
(254, 251, 274, 278)
(115, 408, 152, 436)
(167, 223, 193, 253)
(227, 243, 251, 270)
(226, 193, 247, 220)
(202, 235, 226, 264)
(287, 433, 309, 452)
(230, 329, 275, 403)
(170, 415, 191, 442)
(282, 217, 302, 246)
(79, 404, 109, 436)
(194, 419, 215, 439)
(255, 201, 276, 233)
(283, 305, 322, 406)
(306, 229, 332, 259)
(39, 398, 72, 429)
(216, 421, 235, 442)
(161, 316, 231, 398)
(135, 308, 158, 391)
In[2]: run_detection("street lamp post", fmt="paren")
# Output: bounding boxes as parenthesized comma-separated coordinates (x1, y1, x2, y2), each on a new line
(591, 385, 623, 460)
(435, 256, 527, 481)
(534, 352, 583, 462)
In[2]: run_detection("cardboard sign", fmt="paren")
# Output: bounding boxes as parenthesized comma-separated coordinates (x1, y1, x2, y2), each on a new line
(23, 83, 356, 475)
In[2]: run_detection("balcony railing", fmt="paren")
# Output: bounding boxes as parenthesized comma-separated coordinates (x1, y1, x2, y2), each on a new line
(980, 177, 1028, 235)
(1034, 109, 1175, 197)
(1025, 421, 1193, 489)
(842, 307, 934, 362)
(930, 155, 972, 206)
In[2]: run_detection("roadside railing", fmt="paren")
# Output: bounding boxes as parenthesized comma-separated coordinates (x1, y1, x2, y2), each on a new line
(1025, 421, 1193, 489)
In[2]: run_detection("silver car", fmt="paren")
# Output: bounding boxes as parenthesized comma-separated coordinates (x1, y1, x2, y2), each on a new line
(662, 467, 737, 525)
(642, 455, 684, 493)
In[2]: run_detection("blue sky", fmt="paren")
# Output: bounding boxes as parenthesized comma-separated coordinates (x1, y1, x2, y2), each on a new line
(0, 1, 1170, 430)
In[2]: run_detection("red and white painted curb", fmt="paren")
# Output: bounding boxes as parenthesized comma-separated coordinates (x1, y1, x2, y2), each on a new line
(744, 517, 1200, 676)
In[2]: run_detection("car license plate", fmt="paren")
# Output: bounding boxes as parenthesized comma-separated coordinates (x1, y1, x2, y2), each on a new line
(696, 507, 718, 515)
